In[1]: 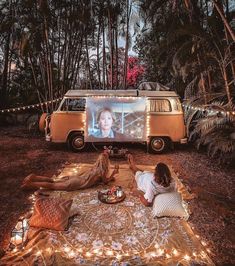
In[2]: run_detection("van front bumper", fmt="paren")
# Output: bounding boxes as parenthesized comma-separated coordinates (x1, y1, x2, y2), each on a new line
(180, 138, 187, 144)
(46, 134, 51, 141)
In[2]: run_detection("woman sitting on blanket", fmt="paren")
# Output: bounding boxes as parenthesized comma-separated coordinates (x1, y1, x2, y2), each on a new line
(21, 152, 119, 191)
(128, 154, 176, 207)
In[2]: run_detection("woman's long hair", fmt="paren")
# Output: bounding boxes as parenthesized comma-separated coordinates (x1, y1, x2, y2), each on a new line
(155, 163, 172, 187)
(93, 152, 110, 177)
(81, 153, 110, 181)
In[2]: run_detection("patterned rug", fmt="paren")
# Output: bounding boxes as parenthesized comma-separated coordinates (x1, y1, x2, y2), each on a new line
(0, 164, 214, 266)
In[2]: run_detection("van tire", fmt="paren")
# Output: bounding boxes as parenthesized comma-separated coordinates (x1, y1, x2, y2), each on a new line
(149, 137, 169, 153)
(68, 133, 86, 152)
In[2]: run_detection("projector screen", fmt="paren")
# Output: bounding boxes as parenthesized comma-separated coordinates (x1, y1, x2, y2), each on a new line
(85, 97, 147, 142)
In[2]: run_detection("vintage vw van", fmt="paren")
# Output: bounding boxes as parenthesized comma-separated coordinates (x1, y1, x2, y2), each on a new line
(40, 90, 187, 153)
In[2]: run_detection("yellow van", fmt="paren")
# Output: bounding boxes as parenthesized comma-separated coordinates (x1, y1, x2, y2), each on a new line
(40, 90, 187, 153)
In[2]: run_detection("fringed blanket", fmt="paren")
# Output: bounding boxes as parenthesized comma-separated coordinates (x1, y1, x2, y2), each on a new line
(0, 164, 214, 266)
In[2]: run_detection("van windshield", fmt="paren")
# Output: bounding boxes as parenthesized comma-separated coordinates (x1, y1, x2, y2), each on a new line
(60, 98, 86, 111)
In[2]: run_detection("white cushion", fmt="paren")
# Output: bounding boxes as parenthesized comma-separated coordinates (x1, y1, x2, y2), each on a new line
(152, 192, 189, 220)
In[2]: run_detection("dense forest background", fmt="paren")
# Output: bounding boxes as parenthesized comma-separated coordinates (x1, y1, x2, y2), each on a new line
(0, 0, 234, 162)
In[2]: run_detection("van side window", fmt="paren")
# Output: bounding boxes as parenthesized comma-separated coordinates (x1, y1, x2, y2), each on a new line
(172, 98, 183, 111)
(149, 99, 171, 112)
(60, 98, 86, 111)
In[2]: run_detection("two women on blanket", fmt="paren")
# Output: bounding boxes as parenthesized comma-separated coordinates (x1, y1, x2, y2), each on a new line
(21, 152, 175, 206)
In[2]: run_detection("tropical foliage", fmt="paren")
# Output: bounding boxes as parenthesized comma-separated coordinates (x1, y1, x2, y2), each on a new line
(135, 0, 235, 162)
(0, 0, 235, 162)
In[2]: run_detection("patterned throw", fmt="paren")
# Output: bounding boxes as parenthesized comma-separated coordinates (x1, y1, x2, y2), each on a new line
(0, 164, 214, 266)
(29, 198, 73, 231)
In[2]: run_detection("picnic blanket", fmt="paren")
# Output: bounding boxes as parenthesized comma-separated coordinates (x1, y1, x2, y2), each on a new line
(0, 164, 214, 266)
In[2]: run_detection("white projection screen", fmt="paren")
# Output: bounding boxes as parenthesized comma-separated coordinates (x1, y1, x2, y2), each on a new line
(85, 97, 147, 142)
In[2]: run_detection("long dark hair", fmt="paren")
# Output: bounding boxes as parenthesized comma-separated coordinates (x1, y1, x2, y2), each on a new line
(155, 163, 172, 187)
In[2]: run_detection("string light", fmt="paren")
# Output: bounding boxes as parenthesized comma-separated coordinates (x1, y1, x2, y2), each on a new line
(183, 103, 235, 116)
(172, 249, 179, 256)
(183, 254, 190, 261)
(0, 98, 63, 114)
(116, 254, 122, 260)
(64, 246, 71, 253)
(106, 250, 114, 256)
(85, 251, 92, 257)
(201, 240, 207, 246)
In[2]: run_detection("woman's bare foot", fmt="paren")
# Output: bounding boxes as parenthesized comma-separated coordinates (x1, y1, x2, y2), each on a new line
(127, 154, 135, 168)
(114, 164, 119, 174)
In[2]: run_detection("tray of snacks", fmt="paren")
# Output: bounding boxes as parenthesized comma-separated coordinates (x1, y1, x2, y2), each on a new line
(98, 186, 126, 204)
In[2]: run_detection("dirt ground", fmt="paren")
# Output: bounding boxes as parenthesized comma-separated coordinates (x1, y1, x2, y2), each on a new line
(0, 126, 234, 265)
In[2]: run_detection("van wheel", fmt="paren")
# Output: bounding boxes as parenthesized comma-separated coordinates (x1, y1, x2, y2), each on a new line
(68, 133, 86, 152)
(149, 137, 169, 153)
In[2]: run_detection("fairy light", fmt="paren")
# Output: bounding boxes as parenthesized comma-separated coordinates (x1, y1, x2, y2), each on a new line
(36, 250, 41, 256)
(201, 240, 207, 246)
(156, 248, 164, 256)
(206, 248, 211, 253)
(183, 254, 190, 261)
(201, 251, 207, 258)
(106, 250, 114, 256)
(172, 249, 179, 256)
(68, 251, 75, 258)
(116, 254, 122, 260)
(64, 246, 71, 253)
(149, 251, 157, 258)
(0, 97, 63, 114)
(46, 247, 52, 254)
(93, 249, 99, 254)
(183, 103, 235, 117)
(154, 243, 160, 249)
(97, 250, 103, 256)
(146, 99, 151, 137)
(73, 168, 78, 173)
(85, 251, 92, 257)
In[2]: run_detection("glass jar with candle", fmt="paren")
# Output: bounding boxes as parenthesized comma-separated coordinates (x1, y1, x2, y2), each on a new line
(10, 218, 29, 249)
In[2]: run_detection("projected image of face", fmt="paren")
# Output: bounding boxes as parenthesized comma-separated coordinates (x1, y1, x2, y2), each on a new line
(86, 98, 146, 142)
(96, 108, 115, 138)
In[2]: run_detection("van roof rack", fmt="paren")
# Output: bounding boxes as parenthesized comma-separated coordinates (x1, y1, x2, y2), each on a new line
(65, 90, 179, 98)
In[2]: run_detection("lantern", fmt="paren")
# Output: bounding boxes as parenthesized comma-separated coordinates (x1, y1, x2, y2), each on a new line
(10, 218, 29, 248)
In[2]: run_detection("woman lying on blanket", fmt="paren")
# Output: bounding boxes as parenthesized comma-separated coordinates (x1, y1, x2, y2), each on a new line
(21, 152, 119, 191)
(128, 154, 176, 207)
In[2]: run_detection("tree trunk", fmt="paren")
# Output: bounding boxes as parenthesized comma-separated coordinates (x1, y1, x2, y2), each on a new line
(108, 8, 113, 90)
(97, 23, 101, 89)
(0, 32, 10, 108)
(85, 36, 93, 90)
(102, 20, 106, 89)
(207, 69, 212, 93)
(123, 0, 131, 90)
(224, 26, 235, 86)
(115, 21, 119, 89)
(222, 65, 232, 107)
(197, 54, 207, 104)
(213, 0, 235, 42)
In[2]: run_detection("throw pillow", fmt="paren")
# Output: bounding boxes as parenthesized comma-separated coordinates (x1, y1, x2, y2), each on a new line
(29, 197, 73, 230)
(152, 192, 189, 220)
